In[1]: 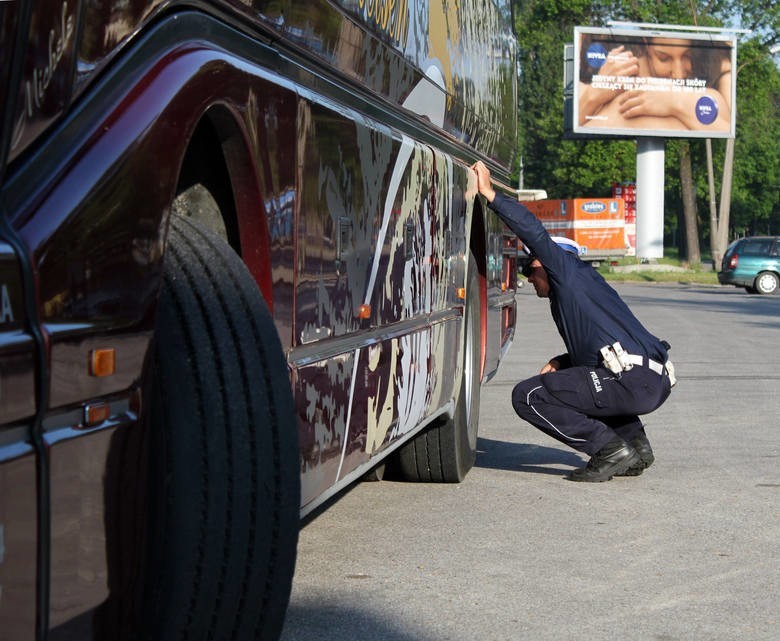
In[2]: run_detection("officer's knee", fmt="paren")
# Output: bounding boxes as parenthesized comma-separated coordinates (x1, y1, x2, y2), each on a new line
(512, 379, 538, 418)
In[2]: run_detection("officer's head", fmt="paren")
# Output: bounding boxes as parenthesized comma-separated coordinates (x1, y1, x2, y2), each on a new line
(521, 237, 582, 299)
(522, 259, 551, 298)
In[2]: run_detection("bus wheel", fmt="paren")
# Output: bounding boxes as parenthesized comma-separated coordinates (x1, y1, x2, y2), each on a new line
(142, 215, 299, 641)
(392, 253, 482, 482)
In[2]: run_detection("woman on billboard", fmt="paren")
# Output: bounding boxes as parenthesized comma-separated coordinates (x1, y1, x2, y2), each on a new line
(577, 34, 732, 134)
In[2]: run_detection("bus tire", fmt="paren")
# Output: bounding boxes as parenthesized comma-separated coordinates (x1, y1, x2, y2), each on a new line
(142, 215, 299, 641)
(392, 253, 482, 482)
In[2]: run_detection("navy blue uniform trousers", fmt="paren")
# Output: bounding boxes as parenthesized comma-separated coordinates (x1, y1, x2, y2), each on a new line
(511, 363, 672, 455)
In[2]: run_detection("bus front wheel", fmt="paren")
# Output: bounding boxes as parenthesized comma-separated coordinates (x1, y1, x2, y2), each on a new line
(140, 215, 299, 641)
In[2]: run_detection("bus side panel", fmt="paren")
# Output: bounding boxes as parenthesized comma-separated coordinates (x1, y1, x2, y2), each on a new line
(294, 96, 466, 508)
(64, 1, 516, 174)
(0, 241, 38, 641)
(0, 445, 37, 641)
(290, 0, 517, 168)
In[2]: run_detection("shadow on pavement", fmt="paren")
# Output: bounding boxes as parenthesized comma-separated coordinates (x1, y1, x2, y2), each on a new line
(280, 602, 431, 641)
(476, 437, 584, 476)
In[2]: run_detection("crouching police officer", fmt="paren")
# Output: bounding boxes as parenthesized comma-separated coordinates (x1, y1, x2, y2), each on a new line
(472, 161, 675, 481)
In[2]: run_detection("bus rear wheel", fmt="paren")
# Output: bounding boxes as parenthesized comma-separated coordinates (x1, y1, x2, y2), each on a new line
(141, 215, 299, 641)
(391, 253, 482, 482)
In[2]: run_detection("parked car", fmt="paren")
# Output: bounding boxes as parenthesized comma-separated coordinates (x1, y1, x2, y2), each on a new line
(718, 236, 780, 294)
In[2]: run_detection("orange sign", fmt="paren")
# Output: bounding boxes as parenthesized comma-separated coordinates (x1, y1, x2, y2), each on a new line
(524, 198, 628, 258)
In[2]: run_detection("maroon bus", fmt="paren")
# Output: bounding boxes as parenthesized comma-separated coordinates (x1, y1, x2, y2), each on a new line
(0, 1, 519, 639)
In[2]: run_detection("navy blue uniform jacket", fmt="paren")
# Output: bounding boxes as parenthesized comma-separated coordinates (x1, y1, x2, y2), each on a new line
(489, 192, 668, 369)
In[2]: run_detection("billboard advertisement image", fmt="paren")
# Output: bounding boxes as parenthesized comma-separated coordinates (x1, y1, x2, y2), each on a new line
(573, 27, 736, 138)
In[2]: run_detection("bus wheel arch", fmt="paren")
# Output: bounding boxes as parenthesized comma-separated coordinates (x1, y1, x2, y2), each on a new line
(172, 105, 274, 304)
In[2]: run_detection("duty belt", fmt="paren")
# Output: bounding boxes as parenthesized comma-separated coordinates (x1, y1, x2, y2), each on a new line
(626, 354, 664, 374)
(626, 353, 677, 386)
(599, 342, 676, 386)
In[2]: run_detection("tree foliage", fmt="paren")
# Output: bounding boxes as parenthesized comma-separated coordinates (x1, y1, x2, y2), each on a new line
(729, 39, 780, 235)
(514, 0, 780, 240)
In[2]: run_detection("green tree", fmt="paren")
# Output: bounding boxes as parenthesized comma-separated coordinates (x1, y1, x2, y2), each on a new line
(729, 40, 780, 235)
(515, 1, 635, 197)
(514, 0, 780, 262)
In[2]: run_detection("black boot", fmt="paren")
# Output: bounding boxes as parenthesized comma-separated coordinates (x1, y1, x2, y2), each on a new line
(615, 432, 655, 477)
(567, 438, 641, 482)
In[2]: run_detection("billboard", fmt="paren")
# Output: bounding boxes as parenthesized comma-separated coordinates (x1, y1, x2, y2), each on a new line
(572, 27, 736, 138)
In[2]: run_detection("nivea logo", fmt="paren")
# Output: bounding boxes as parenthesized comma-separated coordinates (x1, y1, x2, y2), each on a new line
(586, 43, 608, 69)
(581, 201, 606, 214)
(695, 96, 718, 125)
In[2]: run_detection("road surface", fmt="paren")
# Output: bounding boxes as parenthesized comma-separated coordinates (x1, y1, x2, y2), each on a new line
(281, 282, 780, 641)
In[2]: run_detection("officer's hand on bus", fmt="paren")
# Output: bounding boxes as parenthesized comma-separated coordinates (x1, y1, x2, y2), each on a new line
(471, 161, 496, 203)
(540, 359, 560, 374)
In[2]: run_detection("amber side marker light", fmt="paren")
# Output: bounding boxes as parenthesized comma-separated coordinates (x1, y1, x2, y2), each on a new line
(89, 348, 116, 377)
(358, 304, 371, 319)
(456, 287, 466, 300)
(83, 402, 111, 428)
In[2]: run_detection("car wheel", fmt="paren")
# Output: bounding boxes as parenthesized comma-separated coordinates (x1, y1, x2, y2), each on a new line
(754, 271, 779, 295)
(390, 253, 482, 482)
(141, 215, 299, 641)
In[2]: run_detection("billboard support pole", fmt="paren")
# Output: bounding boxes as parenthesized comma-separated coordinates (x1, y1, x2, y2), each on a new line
(636, 138, 665, 260)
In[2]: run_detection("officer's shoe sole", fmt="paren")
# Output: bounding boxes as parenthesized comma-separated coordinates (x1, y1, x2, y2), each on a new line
(567, 444, 642, 482)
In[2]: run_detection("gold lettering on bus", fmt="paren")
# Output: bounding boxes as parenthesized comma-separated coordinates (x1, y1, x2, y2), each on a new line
(359, 0, 409, 44)
(11, 2, 75, 151)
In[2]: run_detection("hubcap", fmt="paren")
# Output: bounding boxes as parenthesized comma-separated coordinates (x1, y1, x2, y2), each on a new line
(757, 273, 778, 293)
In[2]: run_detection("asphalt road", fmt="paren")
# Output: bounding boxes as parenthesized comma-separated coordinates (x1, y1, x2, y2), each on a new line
(280, 282, 780, 641)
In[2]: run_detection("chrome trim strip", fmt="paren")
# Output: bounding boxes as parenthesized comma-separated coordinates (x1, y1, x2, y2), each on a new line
(0, 428, 33, 458)
(488, 291, 518, 308)
(289, 308, 462, 368)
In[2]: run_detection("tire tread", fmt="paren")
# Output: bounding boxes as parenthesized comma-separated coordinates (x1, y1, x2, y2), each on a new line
(144, 216, 298, 641)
